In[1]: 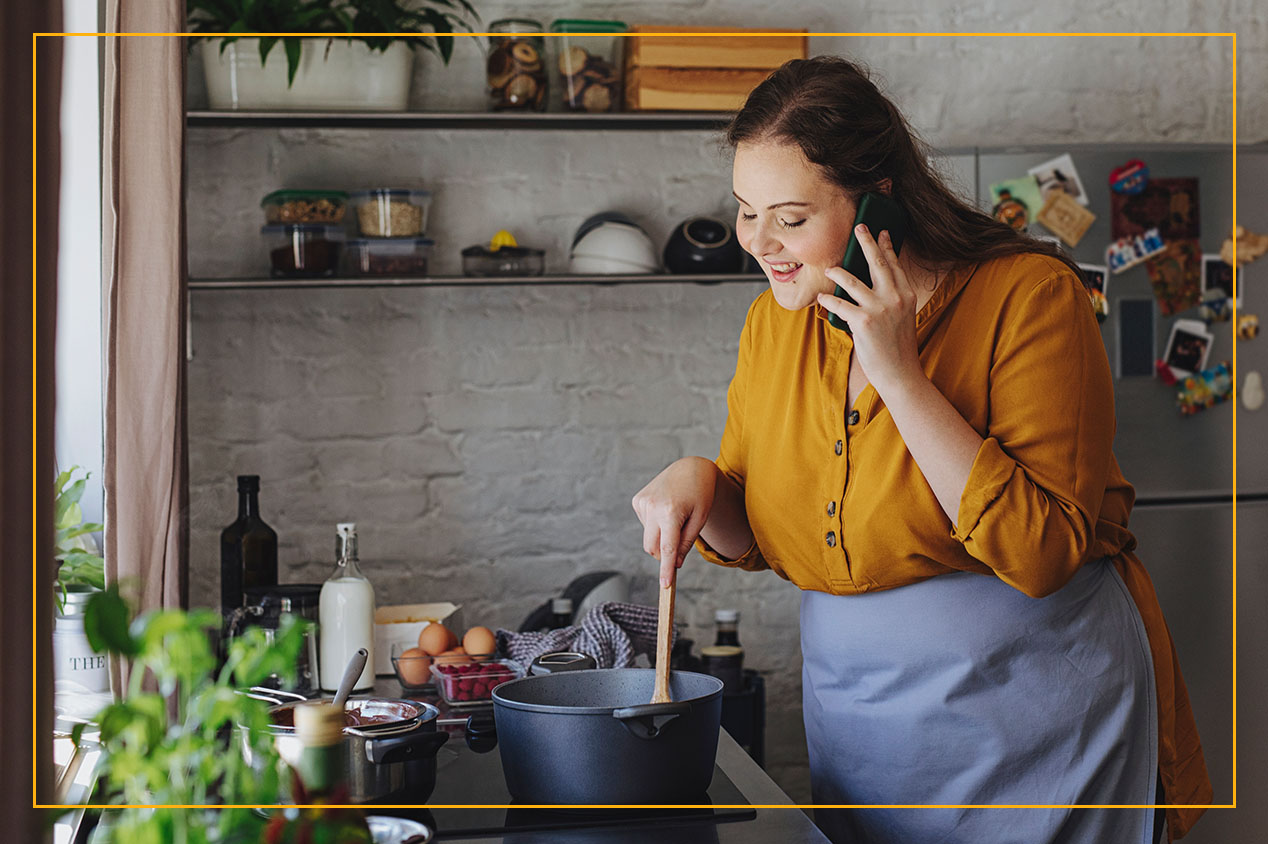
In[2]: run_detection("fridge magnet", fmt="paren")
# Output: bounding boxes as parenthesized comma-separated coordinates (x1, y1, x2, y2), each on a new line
(1036, 191, 1096, 247)
(1110, 177, 1200, 240)
(1144, 239, 1202, 315)
(990, 176, 1045, 231)
(1028, 153, 1089, 206)
(1176, 361, 1233, 416)
(1107, 228, 1166, 274)
(1242, 371, 1265, 411)
(1201, 254, 1241, 304)
(1220, 224, 1268, 267)
(1109, 159, 1149, 195)
(1238, 314, 1260, 340)
(1199, 291, 1235, 324)
(1162, 318, 1214, 377)
(1078, 263, 1110, 323)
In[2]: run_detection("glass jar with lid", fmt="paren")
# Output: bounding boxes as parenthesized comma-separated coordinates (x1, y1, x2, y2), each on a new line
(486, 18, 547, 111)
(549, 19, 627, 113)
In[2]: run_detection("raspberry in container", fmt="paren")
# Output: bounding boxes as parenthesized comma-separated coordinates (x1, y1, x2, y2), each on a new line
(431, 659, 524, 708)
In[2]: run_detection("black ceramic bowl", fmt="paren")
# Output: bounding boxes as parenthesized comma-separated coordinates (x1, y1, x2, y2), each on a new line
(663, 217, 746, 274)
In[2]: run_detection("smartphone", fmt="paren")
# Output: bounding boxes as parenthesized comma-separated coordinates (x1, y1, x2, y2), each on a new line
(828, 192, 910, 333)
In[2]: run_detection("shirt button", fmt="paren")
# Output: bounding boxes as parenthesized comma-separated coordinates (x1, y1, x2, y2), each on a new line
(834, 440, 843, 456)
(848, 410, 861, 425)
(827, 501, 836, 516)
(826, 531, 836, 548)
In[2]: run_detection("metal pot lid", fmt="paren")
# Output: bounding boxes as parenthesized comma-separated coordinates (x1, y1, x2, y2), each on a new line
(267, 697, 436, 734)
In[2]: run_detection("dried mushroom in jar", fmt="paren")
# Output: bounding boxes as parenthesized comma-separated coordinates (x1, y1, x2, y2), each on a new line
(557, 47, 620, 113)
(487, 35, 547, 111)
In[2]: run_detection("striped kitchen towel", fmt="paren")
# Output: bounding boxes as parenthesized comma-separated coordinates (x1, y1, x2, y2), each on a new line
(495, 601, 672, 669)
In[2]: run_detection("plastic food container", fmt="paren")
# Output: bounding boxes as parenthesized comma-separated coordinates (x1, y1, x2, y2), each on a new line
(431, 660, 523, 707)
(461, 244, 546, 277)
(486, 18, 547, 111)
(549, 19, 627, 113)
(350, 189, 432, 237)
(261, 224, 344, 277)
(260, 189, 348, 224)
(345, 237, 434, 276)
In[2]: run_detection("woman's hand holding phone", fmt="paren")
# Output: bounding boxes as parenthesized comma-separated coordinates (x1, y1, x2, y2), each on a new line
(818, 225, 924, 395)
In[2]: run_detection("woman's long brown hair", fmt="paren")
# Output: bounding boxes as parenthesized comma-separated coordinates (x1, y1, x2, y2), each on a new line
(726, 56, 1088, 286)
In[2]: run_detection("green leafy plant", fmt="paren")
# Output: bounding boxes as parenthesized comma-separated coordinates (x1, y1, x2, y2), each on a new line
(74, 585, 311, 843)
(54, 466, 105, 612)
(186, 0, 480, 85)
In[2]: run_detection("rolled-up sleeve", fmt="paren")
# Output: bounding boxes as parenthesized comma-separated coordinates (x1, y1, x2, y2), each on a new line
(693, 298, 770, 573)
(951, 272, 1114, 597)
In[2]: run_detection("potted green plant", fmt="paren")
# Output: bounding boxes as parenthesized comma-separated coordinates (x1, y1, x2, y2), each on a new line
(73, 586, 311, 842)
(188, 0, 479, 111)
(53, 466, 109, 696)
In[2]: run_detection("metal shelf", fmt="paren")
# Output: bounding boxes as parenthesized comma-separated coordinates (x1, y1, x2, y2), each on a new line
(188, 273, 767, 290)
(186, 109, 734, 131)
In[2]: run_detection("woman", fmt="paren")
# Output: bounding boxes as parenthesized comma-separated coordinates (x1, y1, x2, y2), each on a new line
(632, 57, 1210, 843)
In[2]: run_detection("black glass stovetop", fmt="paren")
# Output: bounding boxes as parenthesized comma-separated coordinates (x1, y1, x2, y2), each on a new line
(377, 728, 757, 839)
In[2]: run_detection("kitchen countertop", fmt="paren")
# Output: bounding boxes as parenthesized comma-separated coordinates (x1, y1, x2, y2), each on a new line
(373, 677, 831, 844)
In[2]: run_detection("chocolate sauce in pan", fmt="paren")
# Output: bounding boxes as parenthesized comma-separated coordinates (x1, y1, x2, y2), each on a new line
(270, 700, 415, 729)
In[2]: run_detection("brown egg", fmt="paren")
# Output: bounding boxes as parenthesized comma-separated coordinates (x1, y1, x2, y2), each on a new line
(463, 626, 497, 659)
(395, 647, 432, 687)
(434, 647, 473, 665)
(418, 623, 454, 656)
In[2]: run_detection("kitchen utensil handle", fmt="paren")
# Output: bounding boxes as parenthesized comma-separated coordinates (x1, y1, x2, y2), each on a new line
(363, 728, 449, 765)
(332, 647, 368, 711)
(652, 572, 676, 703)
(612, 701, 692, 740)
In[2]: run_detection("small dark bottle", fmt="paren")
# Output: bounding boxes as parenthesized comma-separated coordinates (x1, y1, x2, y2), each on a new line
(220, 475, 278, 624)
(702, 609, 744, 694)
(550, 597, 574, 629)
(714, 608, 741, 647)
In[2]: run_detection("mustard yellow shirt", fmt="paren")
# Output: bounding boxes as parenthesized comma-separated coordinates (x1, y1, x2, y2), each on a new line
(696, 253, 1210, 836)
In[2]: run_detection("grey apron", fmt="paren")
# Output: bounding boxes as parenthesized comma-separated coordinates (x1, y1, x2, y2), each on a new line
(801, 557, 1157, 844)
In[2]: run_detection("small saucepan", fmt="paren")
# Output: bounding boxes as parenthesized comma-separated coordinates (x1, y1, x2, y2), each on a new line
(241, 689, 448, 804)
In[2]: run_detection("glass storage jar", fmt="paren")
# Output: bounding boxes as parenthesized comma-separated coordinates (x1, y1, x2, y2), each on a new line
(549, 19, 627, 113)
(486, 18, 547, 111)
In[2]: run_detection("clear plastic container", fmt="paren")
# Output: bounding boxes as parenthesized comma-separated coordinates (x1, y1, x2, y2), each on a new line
(431, 659, 523, 707)
(549, 19, 627, 113)
(349, 189, 432, 238)
(486, 18, 547, 111)
(260, 189, 348, 224)
(261, 224, 344, 277)
(344, 237, 434, 276)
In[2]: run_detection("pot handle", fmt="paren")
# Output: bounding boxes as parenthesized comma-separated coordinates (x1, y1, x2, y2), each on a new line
(363, 729, 448, 766)
(611, 701, 692, 740)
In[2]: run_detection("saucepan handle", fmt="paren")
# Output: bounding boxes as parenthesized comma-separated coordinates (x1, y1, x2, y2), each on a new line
(364, 729, 449, 765)
(611, 701, 692, 740)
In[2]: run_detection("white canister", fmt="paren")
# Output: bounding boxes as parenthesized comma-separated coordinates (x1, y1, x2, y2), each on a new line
(53, 586, 110, 694)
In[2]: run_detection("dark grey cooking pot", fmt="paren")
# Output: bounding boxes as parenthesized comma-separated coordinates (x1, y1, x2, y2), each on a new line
(242, 691, 447, 804)
(492, 668, 724, 804)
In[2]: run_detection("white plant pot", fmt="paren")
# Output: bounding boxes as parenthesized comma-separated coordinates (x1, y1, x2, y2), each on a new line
(200, 37, 415, 111)
(54, 585, 110, 695)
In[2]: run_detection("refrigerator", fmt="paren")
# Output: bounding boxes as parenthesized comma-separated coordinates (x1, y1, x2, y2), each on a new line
(970, 143, 1267, 841)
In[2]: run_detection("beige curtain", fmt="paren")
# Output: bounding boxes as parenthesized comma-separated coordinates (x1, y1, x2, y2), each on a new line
(102, 3, 189, 668)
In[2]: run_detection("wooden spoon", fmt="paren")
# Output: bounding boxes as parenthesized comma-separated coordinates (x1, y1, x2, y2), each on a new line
(651, 569, 676, 704)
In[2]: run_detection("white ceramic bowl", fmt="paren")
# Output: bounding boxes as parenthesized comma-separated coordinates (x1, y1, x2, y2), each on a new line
(569, 220, 660, 274)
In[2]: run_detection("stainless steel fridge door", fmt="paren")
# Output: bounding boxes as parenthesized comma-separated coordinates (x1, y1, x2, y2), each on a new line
(976, 145, 1238, 498)
(1235, 148, 1268, 494)
(1128, 502, 1235, 819)
(1149, 496, 1267, 844)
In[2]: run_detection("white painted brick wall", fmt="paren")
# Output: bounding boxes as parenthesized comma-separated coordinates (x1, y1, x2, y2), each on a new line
(185, 8, 1253, 800)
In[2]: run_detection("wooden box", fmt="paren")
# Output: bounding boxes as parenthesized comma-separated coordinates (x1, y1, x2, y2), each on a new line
(624, 26, 808, 112)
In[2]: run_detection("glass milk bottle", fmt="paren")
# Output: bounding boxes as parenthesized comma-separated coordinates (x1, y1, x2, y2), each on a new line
(319, 523, 376, 692)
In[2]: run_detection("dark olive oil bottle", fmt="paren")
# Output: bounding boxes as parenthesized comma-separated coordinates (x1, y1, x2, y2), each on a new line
(219, 475, 278, 623)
